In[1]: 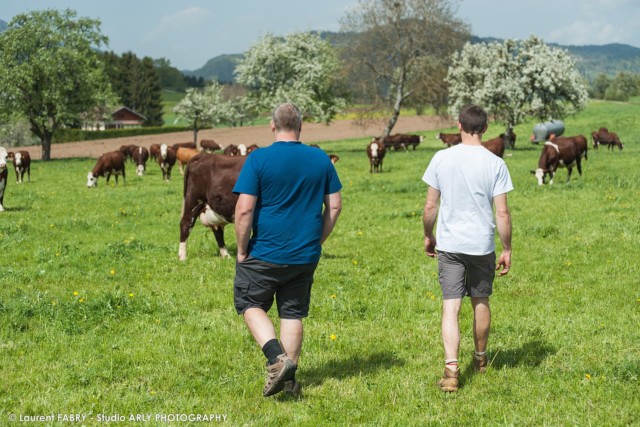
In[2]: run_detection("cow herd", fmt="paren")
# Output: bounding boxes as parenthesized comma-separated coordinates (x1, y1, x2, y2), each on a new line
(0, 123, 626, 259)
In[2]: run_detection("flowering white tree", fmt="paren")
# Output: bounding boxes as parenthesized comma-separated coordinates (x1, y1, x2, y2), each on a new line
(173, 82, 229, 147)
(235, 32, 347, 124)
(447, 36, 589, 142)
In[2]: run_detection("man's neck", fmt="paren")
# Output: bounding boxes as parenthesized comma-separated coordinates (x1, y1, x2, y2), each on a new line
(461, 132, 483, 146)
(274, 130, 300, 142)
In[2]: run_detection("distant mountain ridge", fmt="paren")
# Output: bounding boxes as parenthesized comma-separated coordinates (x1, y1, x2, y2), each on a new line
(186, 33, 640, 84)
(0, 19, 7, 32)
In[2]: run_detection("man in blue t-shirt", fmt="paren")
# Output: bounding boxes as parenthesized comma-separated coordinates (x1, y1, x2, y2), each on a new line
(422, 104, 513, 393)
(233, 103, 342, 397)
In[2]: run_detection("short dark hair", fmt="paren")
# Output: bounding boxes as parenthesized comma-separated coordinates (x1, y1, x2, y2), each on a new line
(272, 103, 302, 132)
(458, 105, 487, 136)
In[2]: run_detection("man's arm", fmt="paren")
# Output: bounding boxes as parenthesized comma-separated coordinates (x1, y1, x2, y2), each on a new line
(320, 191, 342, 245)
(423, 186, 440, 257)
(494, 192, 512, 276)
(234, 193, 257, 262)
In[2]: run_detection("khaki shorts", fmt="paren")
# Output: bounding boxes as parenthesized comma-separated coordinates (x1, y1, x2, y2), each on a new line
(437, 251, 496, 299)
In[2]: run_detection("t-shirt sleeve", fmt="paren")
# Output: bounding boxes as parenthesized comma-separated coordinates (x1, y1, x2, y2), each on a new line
(233, 155, 259, 196)
(325, 162, 342, 195)
(422, 155, 440, 190)
(493, 161, 514, 197)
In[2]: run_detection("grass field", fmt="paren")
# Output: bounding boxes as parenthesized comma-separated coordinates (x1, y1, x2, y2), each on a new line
(0, 100, 638, 426)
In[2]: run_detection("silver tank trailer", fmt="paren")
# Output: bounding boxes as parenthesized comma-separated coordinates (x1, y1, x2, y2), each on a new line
(530, 120, 564, 143)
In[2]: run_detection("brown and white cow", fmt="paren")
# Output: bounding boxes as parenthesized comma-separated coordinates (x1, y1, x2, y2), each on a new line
(436, 133, 462, 147)
(155, 144, 177, 181)
(176, 147, 200, 175)
(530, 138, 585, 185)
(0, 147, 8, 212)
(329, 154, 339, 164)
(130, 146, 150, 176)
(591, 129, 623, 151)
(179, 153, 247, 260)
(200, 139, 222, 153)
(367, 139, 386, 173)
(7, 150, 31, 183)
(87, 150, 126, 187)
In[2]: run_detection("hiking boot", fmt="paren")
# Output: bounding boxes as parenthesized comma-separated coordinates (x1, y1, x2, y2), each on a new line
(263, 354, 297, 397)
(436, 368, 459, 392)
(283, 379, 302, 397)
(473, 352, 488, 373)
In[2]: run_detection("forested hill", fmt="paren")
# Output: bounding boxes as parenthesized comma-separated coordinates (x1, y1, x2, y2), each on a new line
(185, 33, 640, 84)
(0, 19, 7, 32)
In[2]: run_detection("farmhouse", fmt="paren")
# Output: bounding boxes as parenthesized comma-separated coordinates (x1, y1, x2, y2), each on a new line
(82, 107, 146, 131)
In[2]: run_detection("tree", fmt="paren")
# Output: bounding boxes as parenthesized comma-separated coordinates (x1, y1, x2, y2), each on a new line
(447, 36, 589, 141)
(235, 32, 347, 124)
(340, 0, 469, 137)
(154, 58, 187, 92)
(173, 82, 228, 147)
(101, 51, 164, 126)
(0, 9, 115, 160)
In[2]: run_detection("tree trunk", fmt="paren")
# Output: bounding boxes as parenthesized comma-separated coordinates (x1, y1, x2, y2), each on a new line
(193, 128, 200, 150)
(382, 84, 405, 137)
(41, 136, 52, 161)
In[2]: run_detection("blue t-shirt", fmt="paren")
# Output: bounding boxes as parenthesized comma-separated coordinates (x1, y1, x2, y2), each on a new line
(233, 141, 342, 264)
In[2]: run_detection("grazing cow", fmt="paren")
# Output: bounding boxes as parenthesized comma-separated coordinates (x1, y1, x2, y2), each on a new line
(131, 146, 150, 176)
(0, 147, 8, 212)
(530, 139, 584, 185)
(223, 144, 239, 156)
(179, 153, 247, 260)
(329, 154, 340, 164)
(591, 129, 623, 151)
(7, 150, 31, 183)
(436, 133, 462, 147)
(200, 139, 222, 153)
(172, 142, 196, 152)
(87, 151, 126, 187)
(367, 139, 386, 173)
(176, 147, 200, 175)
(155, 144, 177, 181)
(590, 127, 608, 149)
(481, 136, 506, 158)
(380, 134, 421, 151)
(246, 144, 260, 154)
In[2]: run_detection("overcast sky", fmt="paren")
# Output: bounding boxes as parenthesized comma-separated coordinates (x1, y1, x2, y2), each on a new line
(3, 0, 639, 70)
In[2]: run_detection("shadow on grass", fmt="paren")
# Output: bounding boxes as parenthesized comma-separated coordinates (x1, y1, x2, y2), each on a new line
(302, 351, 405, 387)
(459, 339, 557, 388)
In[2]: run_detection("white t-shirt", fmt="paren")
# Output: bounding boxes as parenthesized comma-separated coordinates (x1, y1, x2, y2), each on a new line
(422, 144, 513, 255)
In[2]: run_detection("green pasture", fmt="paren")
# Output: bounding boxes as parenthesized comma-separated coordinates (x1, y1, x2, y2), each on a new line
(0, 100, 638, 426)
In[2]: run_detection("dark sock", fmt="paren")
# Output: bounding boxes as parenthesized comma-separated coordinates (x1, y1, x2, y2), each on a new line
(262, 339, 283, 365)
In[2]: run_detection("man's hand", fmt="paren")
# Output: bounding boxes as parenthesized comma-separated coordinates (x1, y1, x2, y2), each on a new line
(496, 250, 511, 276)
(424, 235, 437, 258)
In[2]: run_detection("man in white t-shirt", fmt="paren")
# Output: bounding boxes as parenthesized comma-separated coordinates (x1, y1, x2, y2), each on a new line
(422, 104, 513, 392)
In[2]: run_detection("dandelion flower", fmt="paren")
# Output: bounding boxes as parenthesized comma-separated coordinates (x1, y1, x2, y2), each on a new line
(357, 231, 364, 236)
(129, 293, 134, 298)
(585, 373, 591, 380)
(331, 294, 337, 299)
(79, 298, 85, 303)
(110, 269, 116, 275)
(330, 334, 337, 341)
(73, 291, 79, 296)
(352, 260, 358, 266)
